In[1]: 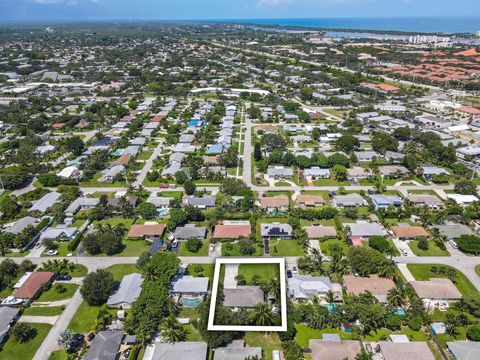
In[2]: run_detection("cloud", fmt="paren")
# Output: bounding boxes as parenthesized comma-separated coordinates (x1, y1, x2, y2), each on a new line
(33, 0, 98, 5)
(257, 0, 292, 7)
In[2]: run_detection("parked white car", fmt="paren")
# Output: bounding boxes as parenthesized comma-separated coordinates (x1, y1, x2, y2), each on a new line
(45, 250, 58, 256)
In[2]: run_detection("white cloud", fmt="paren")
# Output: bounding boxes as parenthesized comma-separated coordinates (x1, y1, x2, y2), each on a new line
(257, 0, 292, 7)
(33, 0, 98, 5)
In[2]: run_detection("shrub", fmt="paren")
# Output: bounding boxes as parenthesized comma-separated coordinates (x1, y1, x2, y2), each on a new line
(467, 324, 480, 341)
(185, 238, 203, 253)
(457, 235, 480, 255)
(417, 238, 429, 251)
(408, 316, 423, 331)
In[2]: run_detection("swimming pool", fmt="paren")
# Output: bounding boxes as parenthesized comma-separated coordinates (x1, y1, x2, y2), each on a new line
(157, 208, 170, 216)
(181, 298, 203, 307)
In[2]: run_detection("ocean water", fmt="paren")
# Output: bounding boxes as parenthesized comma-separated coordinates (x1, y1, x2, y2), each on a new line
(226, 17, 480, 34)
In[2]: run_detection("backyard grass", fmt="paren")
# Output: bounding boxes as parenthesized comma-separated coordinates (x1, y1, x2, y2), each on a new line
(184, 324, 203, 342)
(0, 323, 52, 360)
(36, 283, 79, 302)
(23, 306, 64, 316)
(269, 240, 305, 256)
(238, 263, 281, 284)
(244, 332, 282, 360)
(407, 264, 480, 299)
(362, 327, 429, 342)
(408, 240, 450, 257)
(295, 324, 352, 348)
(105, 264, 139, 281)
(320, 239, 347, 255)
(178, 240, 209, 256)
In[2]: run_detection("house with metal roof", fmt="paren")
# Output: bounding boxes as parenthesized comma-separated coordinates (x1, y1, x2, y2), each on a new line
(29, 192, 61, 213)
(39, 225, 78, 242)
(5, 216, 40, 235)
(107, 273, 143, 308)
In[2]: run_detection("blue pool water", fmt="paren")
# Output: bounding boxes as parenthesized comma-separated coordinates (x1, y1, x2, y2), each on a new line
(396, 308, 406, 316)
(157, 208, 169, 216)
(182, 298, 203, 307)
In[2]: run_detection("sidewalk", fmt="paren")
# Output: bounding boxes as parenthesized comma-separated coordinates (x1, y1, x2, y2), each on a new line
(397, 263, 415, 282)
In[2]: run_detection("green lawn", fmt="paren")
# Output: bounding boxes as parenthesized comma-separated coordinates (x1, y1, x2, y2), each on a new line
(301, 190, 330, 205)
(114, 239, 149, 257)
(185, 264, 214, 281)
(221, 242, 263, 256)
(23, 306, 64, 316)
(0, 323, 52, 360)
(69, 264, 88, 277)
(269, 240, 305, 256)
(105, 264, 139, 281)
(93, 218, 133, 229)
(313, 178, 349, 186)
(238, 264, 280, 284)
(362, 327, 429, 342)
(36, 283, 79, 302)
(48, 350, 69, 360)
(137, 150, 153, 160)
(265, 191, 293, 198)
(41, 242, 72, 257)
(408, 240, 450, 257)
(476, 265, 480, 277)
(320, 239, 347, 255)
(184, 324, 203, 342)
(244, 332, 282, 360)
(407, 264, 480, 299)
(68, 302, 116, 334)
(178, 240, 209, 256)
(295, 324, 352, 348)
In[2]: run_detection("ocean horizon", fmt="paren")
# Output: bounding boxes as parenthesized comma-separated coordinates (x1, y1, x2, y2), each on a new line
(219, 16, 480, 34)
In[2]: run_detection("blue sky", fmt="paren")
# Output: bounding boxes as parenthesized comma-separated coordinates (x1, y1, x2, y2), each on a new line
(1, 0, 480, 22)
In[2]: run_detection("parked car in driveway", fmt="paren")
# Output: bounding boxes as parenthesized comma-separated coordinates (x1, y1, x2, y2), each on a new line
(45, 250, 58, 256)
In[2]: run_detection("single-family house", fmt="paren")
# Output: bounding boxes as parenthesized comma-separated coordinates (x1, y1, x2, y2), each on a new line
(5, 217, 40, 235)
(170, 275, 209, 300)
(213, 346, 262, 360)
(143, 341, 208, 360)
(370, 194, 403, 210)
(212, 221, 251, 239)
(407, 194, 444, 209)
(224, 286, 264, 308)
(447, 341, 480, 360)
(332, 194, 366, 208)
(432, 224, 474, 240)
(411, 278, 462, 304)
(182, 195, 216, 209)
(391, 226, 429, 240)
(13, 272, 54, 300)
(29, 192, 61, 213)
(422, 166, 449, 181)
(305, 225, 337, 239)
(84, 331, 123, 360)
(296, 195, 325, 208)
(173, 225, 207, 240)
(258, 195, 289, 213)
(267, 166, 293, 180)
(260, 223, 293, 239)
(127, 224, 166, 240)
(343, 275, 395, 303)
(0, 307, 20, 345)
(39, 225, 78, 242)
(107, 273, 144, 308)
(65, 197, 100, 216)
(309, 337, 361, 360)
(447, 194, 479, 206)
(288, 275, 338, 300)
(377, 341, 435, 360)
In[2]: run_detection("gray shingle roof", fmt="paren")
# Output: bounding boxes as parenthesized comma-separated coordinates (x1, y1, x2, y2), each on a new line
(170, 276, 208, 294)
(84, 331, 123, 360)
(213, 347, 262, 360)
(147, 341, 208, 360)
(107, 273, 143, 306)
(0, 307, 19, 339)
(447, 342, 480, 360)
(29, 192, 61, 213)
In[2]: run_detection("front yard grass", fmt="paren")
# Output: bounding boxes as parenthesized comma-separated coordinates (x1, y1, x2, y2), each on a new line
(113, 239, 149, 257)
(69, 264, 88, 277)
(36, 283, 79, 302)
(221, 242, 263, 256)
(185, 264, 215, 281)
(68, 302, 115, 334)
(269, 240, 305, 256)
(408, 240, 450, 257)
(407, 264, 480, 300)
(0, 323, 52, 360)
(178, 240, 209, 256)
(105, 264, 139, 281)
(23, 306, 64, 316)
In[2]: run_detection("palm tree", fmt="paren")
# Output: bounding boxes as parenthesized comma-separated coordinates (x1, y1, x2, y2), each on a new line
(378, 261, 396, 279)
(160, 317, 187, 343)
(325, 290, 336, 307)
(252, 303, 274, 326)
(387, 287, 404, 307)
(142, 265, 158, 282)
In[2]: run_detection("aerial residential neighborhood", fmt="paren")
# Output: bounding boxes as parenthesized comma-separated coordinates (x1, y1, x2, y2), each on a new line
(1, 3, 480, 360)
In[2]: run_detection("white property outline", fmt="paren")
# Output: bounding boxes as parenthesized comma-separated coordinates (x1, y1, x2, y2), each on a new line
(207, 257, 288, 332)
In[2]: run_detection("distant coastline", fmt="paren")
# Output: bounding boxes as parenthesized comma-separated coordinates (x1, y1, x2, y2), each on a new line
(213, 17, 480, 35)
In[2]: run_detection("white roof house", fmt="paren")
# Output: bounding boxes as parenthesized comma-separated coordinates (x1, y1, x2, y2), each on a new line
(107, 273, 144, 307)
(29, 192, 61, 213)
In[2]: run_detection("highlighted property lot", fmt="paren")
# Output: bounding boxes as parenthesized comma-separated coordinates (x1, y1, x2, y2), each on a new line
(207, 257, 288, 332)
